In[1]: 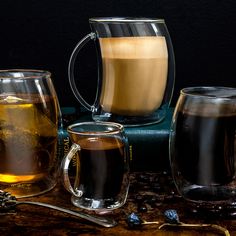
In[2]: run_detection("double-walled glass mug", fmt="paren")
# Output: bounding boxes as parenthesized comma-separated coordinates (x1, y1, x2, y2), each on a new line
(68, 17, 175, 126)
(0, 70, 61, 198)
(170, 87, 236, 217)
(61, 122, 130, 211)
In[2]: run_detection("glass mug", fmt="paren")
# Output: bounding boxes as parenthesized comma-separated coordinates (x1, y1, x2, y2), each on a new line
(0, 70, 61, 198)
(170, 87, 236, 217)
(61, 122, 130, 211)
(68, 17, 175, 126)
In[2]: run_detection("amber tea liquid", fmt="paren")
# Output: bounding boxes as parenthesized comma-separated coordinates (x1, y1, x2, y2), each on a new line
(0, 94, 58, 188)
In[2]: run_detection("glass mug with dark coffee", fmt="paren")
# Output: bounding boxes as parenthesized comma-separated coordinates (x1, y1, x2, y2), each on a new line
(170, 87, 236, 216)
(68, 17, 175, 126)
(0, 70, 61, 198)
(61, 122, 129, 211)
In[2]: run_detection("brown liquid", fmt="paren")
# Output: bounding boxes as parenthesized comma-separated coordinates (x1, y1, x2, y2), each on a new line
(174, 106, 236, 186)
(72, 136, 125, 199)
(0, 94, 58, 184)
(99, 37, 168, 116)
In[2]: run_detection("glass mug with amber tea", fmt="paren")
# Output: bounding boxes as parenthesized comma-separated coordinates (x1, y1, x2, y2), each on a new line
(61, 122, 129, 211)
(0, 70, 61, 198)
(170, 87, 236, 217)
(68, 17, 175, 126)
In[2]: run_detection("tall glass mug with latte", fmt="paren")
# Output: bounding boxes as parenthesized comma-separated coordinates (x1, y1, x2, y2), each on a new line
(68, 17, 175, 126)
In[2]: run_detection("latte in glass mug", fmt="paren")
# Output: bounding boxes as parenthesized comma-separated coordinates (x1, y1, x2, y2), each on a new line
(68, 18, 175, 126)
(99, 36, 168, 116)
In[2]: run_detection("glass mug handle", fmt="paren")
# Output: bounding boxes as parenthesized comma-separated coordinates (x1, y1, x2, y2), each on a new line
(68, 32, 97, 112)
(61, 143, 83, 197)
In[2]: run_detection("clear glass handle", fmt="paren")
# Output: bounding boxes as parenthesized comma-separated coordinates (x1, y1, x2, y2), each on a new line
(61, 143, 83, 197)
(68, 32, 96, 111)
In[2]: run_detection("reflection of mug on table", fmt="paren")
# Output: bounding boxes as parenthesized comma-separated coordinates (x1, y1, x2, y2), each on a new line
(0, 70, 61, 198)
(61, 122, 129, 211)
(68, 17, 175, 126)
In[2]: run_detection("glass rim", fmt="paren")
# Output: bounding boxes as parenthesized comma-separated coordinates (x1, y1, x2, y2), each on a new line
(89, 17, 165, 23)
(0, 69, 51, 80)
(67, 121, 124, 135)
(180, 86, 236, 100)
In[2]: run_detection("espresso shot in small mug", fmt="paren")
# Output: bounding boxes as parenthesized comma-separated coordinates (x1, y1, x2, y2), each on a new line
(61, 122, 130, 211)
(169, 87, 236, 217)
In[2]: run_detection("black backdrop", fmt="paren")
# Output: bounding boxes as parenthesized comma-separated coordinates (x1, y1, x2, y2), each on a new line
(0, 0, 235, 107)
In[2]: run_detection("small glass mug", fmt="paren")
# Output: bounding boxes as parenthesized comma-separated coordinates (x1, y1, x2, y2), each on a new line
(68, 17, 175, 126)
(170, 87, 236, 217)
(0, 69, 61, 198)
(61, 122, 130, 211)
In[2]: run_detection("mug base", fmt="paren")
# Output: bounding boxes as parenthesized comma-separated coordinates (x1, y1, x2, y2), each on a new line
(185, 200, 236, 219)
(181, 185, 236, 219)
(71, 195, 126, 211)
(93, 105, 168, 127)
(0, 177, 57, 198)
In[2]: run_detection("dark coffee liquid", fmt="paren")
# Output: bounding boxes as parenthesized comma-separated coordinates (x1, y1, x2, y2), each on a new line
(174, 110, 236, 185)
(78, 137, 125, 199)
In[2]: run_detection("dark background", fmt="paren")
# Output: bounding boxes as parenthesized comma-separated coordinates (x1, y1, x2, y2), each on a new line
(0, 0, 235, 108)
